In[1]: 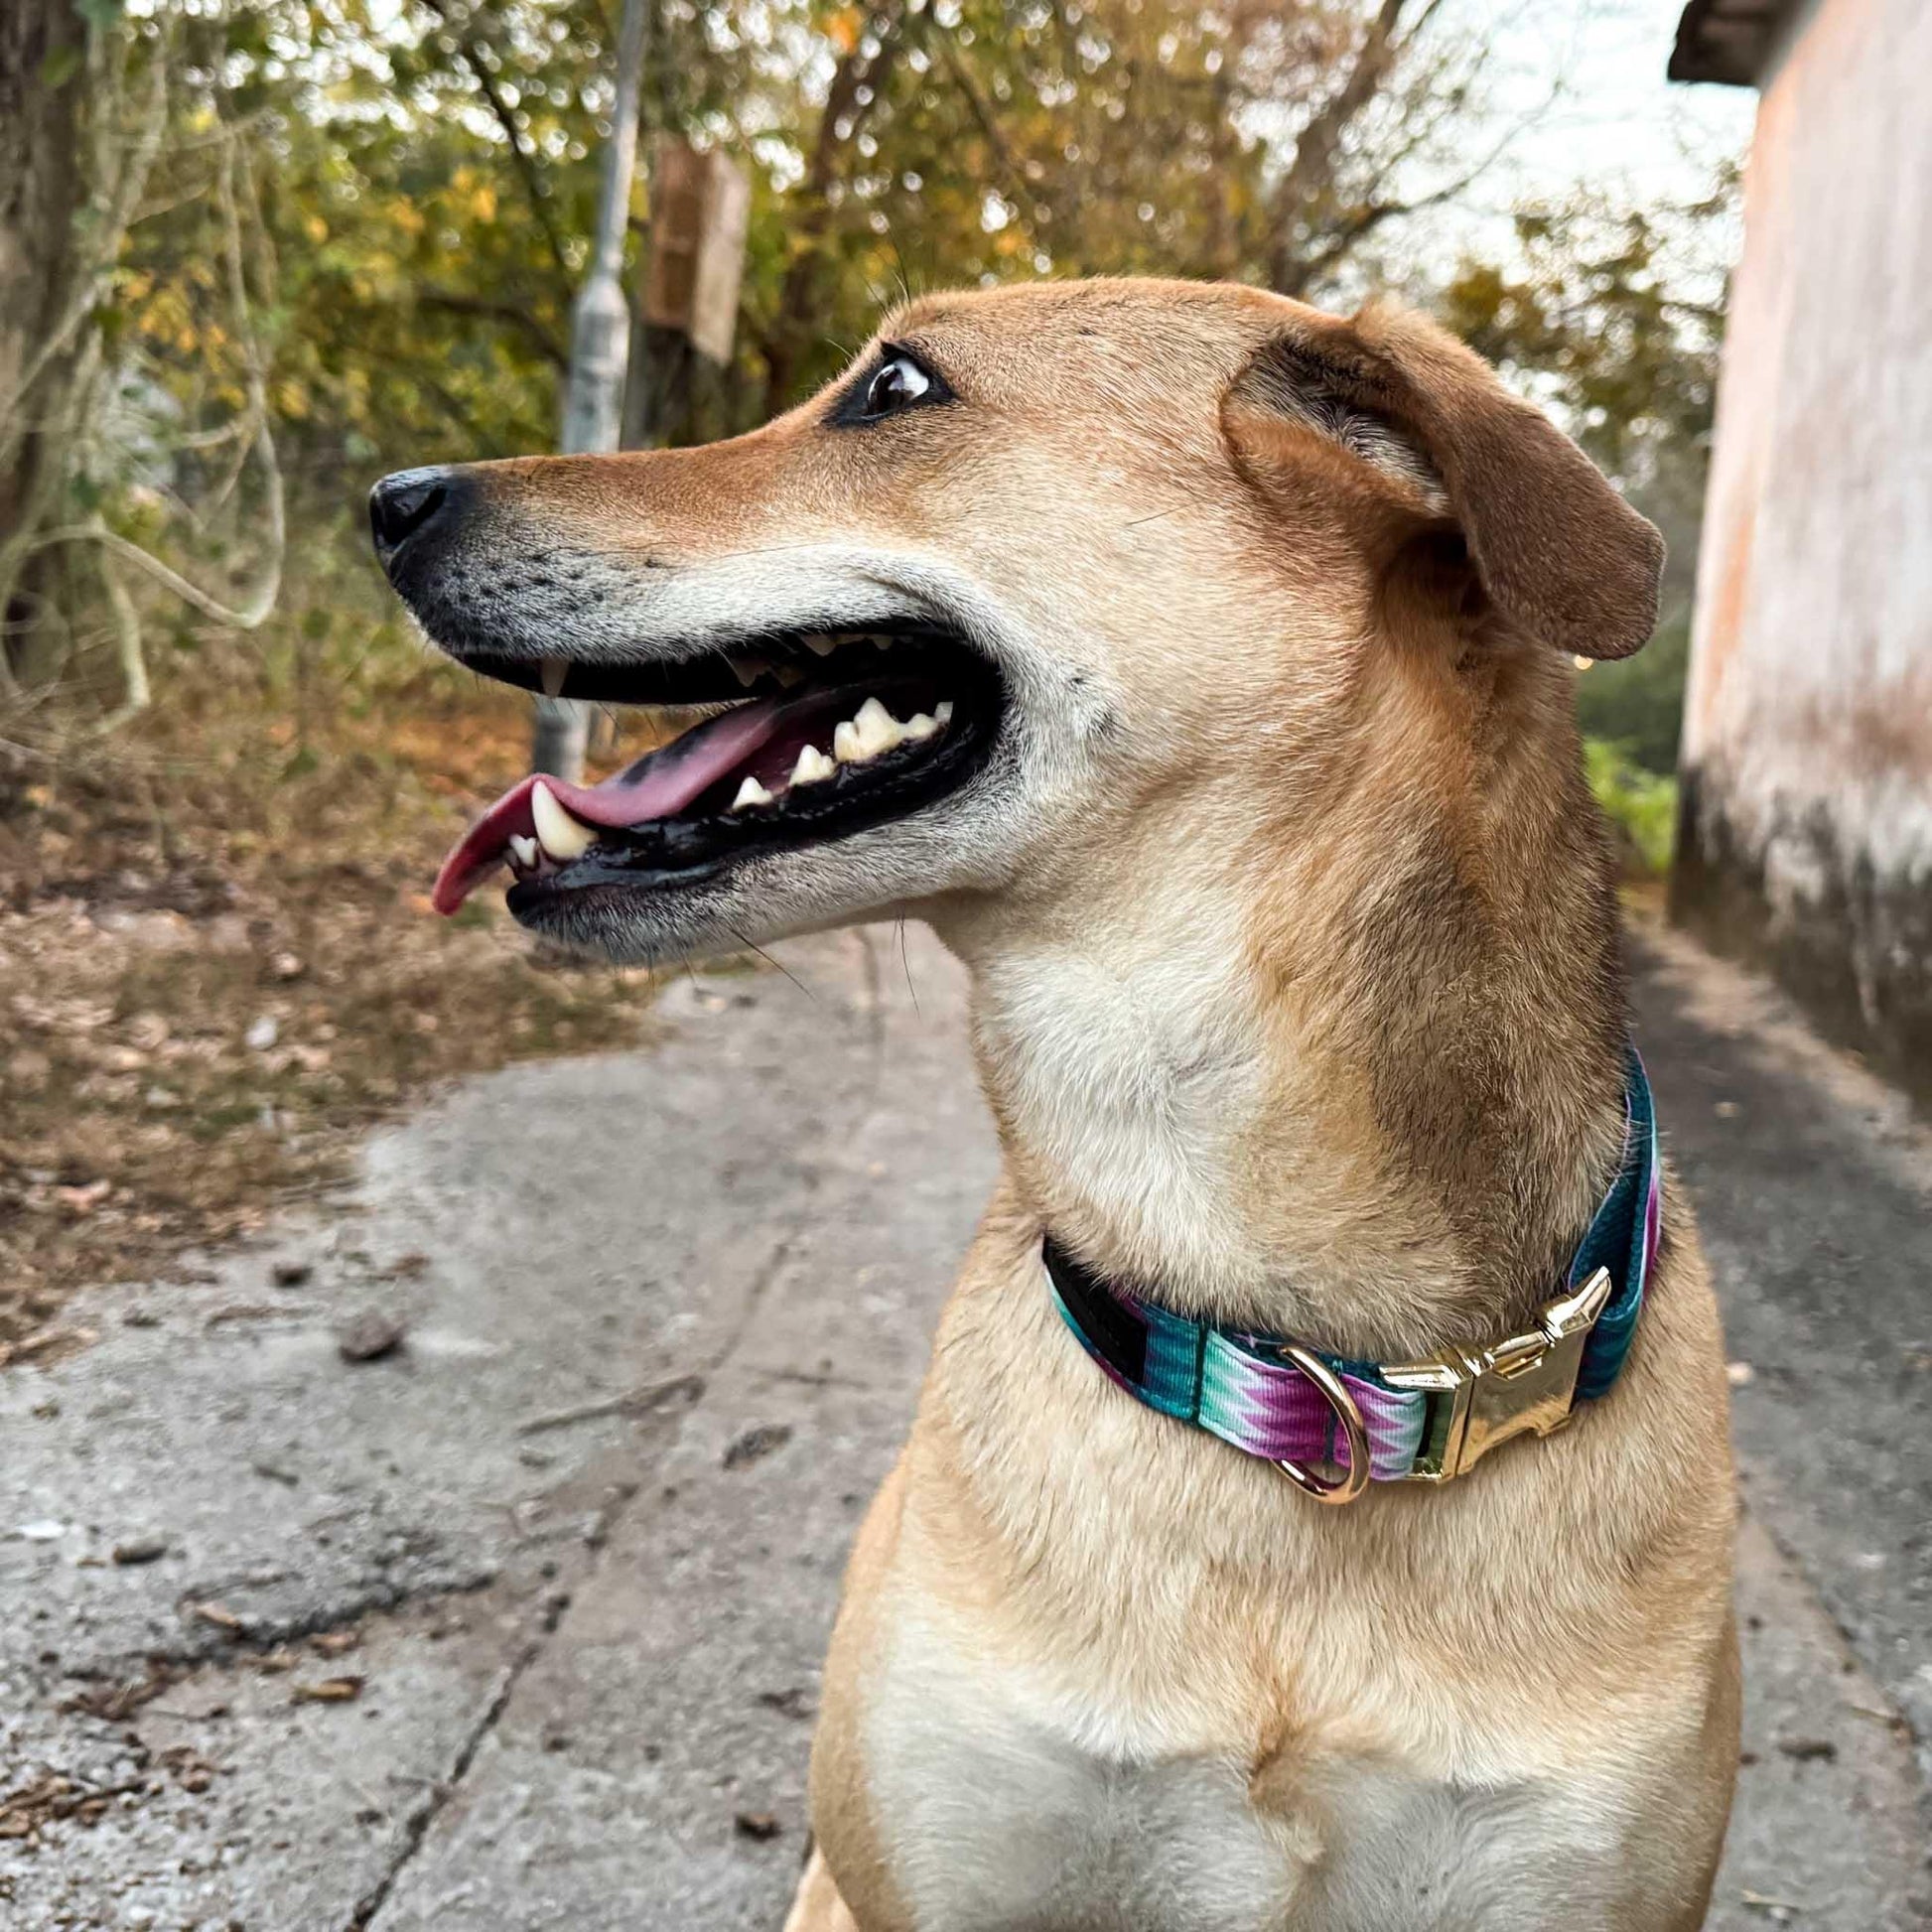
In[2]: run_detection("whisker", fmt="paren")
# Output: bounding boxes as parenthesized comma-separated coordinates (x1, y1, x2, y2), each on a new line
(726, 926, 816, 1004)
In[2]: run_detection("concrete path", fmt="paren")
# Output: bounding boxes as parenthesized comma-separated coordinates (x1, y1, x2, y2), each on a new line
(1, 922, 1925, 1930)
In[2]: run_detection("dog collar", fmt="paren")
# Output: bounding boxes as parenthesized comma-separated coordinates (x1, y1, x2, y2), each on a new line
(1044, 1048, 1660, 1503)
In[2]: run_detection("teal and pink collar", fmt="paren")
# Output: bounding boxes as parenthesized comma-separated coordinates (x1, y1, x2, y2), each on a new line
(1045, 1049, 1661, 1503)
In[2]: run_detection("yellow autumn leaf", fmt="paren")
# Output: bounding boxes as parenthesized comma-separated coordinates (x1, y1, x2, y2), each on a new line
(825, 6, 861, 56)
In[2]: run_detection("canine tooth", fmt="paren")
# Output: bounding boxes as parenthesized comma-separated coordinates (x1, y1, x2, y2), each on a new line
(539, 657, 570, 698)
(530, 780, 596, 861)
(934, 700, 955, 726)
(832, 698, 904, 765)
(853, 695, 903, 756)
(730, 776, 772, 811)
(902, 712, 938, 742)
(791, 745, 836, 785)
(729, 656, 768, 689)
(508, 834, 539, 869)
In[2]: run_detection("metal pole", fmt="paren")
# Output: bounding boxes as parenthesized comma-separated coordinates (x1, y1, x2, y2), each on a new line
(532, 0, 649, 781)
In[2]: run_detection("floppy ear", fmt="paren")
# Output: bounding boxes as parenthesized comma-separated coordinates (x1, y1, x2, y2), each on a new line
(1229, 305, 1666, 661)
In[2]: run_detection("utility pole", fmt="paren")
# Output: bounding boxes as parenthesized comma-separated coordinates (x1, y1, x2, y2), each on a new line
(531, 0, 649, 782)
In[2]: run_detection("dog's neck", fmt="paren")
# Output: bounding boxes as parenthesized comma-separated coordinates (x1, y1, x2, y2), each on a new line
(936, 650, 1632, 1364)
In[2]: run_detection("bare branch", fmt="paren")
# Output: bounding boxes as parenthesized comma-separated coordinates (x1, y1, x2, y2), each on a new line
(1266, 0, 1413, 293)
(1293, 110, 1534, 292)
(935, 35, 1045, 232)
(421, 0, 571, 283)
(28, 125, 284, 635)
(419, 290, 570, 366)
(0, 36, 169, 442)
(90, 533, 149, 732)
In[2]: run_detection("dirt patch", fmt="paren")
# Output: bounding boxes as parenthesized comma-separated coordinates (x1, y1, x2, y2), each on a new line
(0, 663, 666, 1358)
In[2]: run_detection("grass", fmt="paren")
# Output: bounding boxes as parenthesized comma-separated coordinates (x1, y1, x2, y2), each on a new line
(1585, 738, 1679, 877)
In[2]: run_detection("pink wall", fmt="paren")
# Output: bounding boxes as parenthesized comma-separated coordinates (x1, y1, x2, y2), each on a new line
(1675, 0, 1932, 1095)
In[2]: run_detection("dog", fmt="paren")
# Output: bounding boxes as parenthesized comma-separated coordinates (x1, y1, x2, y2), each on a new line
(371, 277, 1739, 1930)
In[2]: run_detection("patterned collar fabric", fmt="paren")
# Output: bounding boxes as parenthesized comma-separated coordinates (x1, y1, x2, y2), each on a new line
(1044, 1049, 1662, 1485)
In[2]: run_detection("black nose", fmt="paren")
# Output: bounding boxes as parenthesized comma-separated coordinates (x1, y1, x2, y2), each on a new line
(368, 467, 453, 567)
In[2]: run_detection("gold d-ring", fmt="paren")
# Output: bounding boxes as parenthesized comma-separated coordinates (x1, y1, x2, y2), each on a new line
(1274, 1345, 1371, 1505)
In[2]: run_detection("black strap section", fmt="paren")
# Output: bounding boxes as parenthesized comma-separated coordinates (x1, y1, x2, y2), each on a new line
(1043, 1235, 1148, 1384)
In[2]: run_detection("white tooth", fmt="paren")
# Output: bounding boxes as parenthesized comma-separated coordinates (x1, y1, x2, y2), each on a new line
(530, 780, 596, 861)
(729, 656, 768, 689)
(802, 633, 839, 657)
(730, 776, 772, 811)
(539, 657, 570, 698)
(773, 662, 805, 688)
(791, 745, 836, 785)
(853, 695, 903, 757)
(934, 700, 955, 726)
(902, 712, 938, 742)
(833, 720, 864, 763)
(508, 834, 539, 869)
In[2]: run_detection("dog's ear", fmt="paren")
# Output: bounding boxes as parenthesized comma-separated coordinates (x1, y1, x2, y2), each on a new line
(1225, 306, 1665, 661)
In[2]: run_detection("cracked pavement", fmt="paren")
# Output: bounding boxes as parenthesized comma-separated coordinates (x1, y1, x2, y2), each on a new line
(2, 921, 1927, 1929)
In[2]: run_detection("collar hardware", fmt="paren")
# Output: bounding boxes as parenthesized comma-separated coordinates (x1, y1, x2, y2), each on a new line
(1269, 1343, 1372, 1505)
(1381, 1264, 1613, 1483)
(1043, 1048, 1661, 1501)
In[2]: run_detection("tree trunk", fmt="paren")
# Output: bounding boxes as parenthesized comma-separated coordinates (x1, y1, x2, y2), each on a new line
(1265, 0, 1409, 297)
(0, 0, 88, 686)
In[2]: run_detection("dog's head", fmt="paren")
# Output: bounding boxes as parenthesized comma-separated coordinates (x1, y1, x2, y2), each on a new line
(373, 278, 1661, 967)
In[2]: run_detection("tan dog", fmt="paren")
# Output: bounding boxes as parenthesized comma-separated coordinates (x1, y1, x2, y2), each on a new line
(373, 277, 1739, 1930)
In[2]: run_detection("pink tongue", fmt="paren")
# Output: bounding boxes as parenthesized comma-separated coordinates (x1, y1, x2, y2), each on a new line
(431, 699, 781, 915)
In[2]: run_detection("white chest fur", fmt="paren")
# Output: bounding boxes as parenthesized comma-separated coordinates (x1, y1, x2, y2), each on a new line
(857, 1588, 1684, 1932)
(865, 1613, 1307, 1932)
(965, 914, 1270, 1290)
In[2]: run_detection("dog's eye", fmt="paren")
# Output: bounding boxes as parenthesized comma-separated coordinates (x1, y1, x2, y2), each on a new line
(833, 346, 951, 428)
(865, 354, 931, 416)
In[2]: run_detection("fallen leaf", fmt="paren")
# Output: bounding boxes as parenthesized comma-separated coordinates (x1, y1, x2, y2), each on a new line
(723, 1424, 793, 1471)
(1774, 1735, 1836, 1762)
(291, 1675, 365, 1705)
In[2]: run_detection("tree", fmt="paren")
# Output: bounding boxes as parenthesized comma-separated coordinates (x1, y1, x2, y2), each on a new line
(3, 0, 105, 690)
(1, 0, 1726, 757)
(732, 0, 1516, 410)
(1438, 183, 1736, 771)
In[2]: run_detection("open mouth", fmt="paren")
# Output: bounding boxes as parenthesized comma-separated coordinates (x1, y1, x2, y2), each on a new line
(431, 628, 1003, 915)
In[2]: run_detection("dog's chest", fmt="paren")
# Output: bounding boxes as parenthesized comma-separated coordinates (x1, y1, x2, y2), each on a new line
(860, 1613, 1629, 1932)
(867, 1649, 1305, 1932)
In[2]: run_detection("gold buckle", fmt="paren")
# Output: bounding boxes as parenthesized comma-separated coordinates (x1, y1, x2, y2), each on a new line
(1381, 1267, 1614, 1483)
(1273, 1344, 1371, 1505)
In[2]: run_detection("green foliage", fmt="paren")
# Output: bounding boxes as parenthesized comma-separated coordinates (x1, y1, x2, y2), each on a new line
(23, 0, 1731, 757)
(1585, 737, 1678, 877)
(1437, 188, 1732, 493)
(1575, 611, 1690, 776)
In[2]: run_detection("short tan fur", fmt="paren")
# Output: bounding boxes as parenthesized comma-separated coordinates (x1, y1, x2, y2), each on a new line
(402, 278, 1738, 1930)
